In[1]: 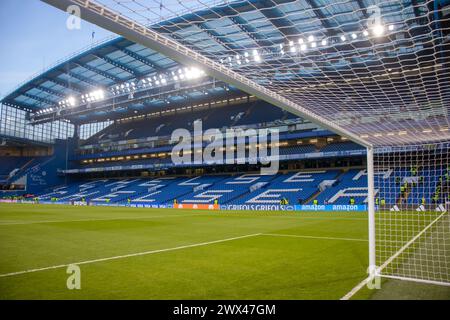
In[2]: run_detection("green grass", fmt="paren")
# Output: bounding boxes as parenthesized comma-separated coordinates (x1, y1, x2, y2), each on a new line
(0, 203, 448, 300)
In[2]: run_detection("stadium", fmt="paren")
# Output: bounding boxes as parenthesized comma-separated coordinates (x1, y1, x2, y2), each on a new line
(0, 0, 449, 301)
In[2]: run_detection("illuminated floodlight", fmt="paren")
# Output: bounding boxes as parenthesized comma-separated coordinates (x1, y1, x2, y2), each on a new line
(68, 96, 76, 107)
(311, 42, 317, 48)
(372, 24, 384, 37)
(351, 33, 357, 39)
(300, 44, 307, 51)
(388, 24, 395, 31)
(289, 40, 294, 47)
(298, 38, 304, 44)
(321, 39, 327, 46)
(290, 46, 296, 53)
(340, 35, 346, 41)
(308, 35, 315, 42)
(89, 89, 105, 101)
(253, 50, 261, 62)
(363, 30, 369, 36)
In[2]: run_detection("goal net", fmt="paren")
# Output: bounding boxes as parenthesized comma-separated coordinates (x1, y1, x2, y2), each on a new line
(374, 141, 450, 285)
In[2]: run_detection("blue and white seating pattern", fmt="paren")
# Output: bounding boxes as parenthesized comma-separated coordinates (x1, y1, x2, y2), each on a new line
(35, 167, 448, 206)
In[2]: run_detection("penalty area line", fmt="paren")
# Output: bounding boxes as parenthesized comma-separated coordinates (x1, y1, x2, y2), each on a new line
(340, 276, 372, 300)
(261, 233, 368, 242)
(0, 233, 261, 278)
(0, 213, 203, 226)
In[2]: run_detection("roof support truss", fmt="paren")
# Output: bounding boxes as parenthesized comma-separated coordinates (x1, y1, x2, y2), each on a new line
(115, 46, 165, 73)
(196, 22, 240, 52)
(258, 0, 299, 40)
(73, 61, 121, 82)
(22, 93, 56, 106)
(66, 71, 97, 87)
(304, 0, 338, 34)
(44, 77, 84, 94)
(227, 14, 276, 50)
(36, 85, 66, 99)
(92, 53, 140, 77)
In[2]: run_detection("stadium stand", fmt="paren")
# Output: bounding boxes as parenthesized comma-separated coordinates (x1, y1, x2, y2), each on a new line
(31, 167, 449, 207)
(0, 157, 35, 181)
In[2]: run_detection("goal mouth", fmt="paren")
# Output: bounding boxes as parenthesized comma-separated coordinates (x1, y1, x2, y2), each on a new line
(373, 143, 450, 286)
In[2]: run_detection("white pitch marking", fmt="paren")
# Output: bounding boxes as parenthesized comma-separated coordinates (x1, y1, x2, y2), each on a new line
(261, 233, 368, 242)
(0, 213, 202, 226)
(341, 210, 449, 300)
(340, 277, 371, 300)
(0, 233, 261, 278)
(0, 214, 367, 226)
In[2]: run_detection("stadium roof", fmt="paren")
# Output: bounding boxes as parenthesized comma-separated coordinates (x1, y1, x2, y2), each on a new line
(3, 0, 450, 146)
(0, 34, 243, 124)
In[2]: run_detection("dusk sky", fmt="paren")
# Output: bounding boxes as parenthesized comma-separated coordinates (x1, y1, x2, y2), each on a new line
(0, 0, 114, 98)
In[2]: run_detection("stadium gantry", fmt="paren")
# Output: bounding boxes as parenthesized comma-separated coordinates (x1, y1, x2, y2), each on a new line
(0, 0, 449, 299)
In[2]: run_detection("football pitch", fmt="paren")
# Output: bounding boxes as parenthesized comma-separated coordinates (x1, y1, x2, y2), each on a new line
(0, 203, 448, 300)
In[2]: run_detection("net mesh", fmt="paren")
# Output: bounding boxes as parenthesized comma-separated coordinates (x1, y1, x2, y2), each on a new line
(91, 0, 450, 146)
(374, 142, 450, 284)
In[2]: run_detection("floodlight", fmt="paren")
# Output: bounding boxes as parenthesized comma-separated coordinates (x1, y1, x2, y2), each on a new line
(68, 96, 76, 107)
(372, 24, 384, 36)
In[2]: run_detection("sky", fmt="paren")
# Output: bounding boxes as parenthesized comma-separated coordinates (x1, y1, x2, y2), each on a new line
(0, 0, 114, 98)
